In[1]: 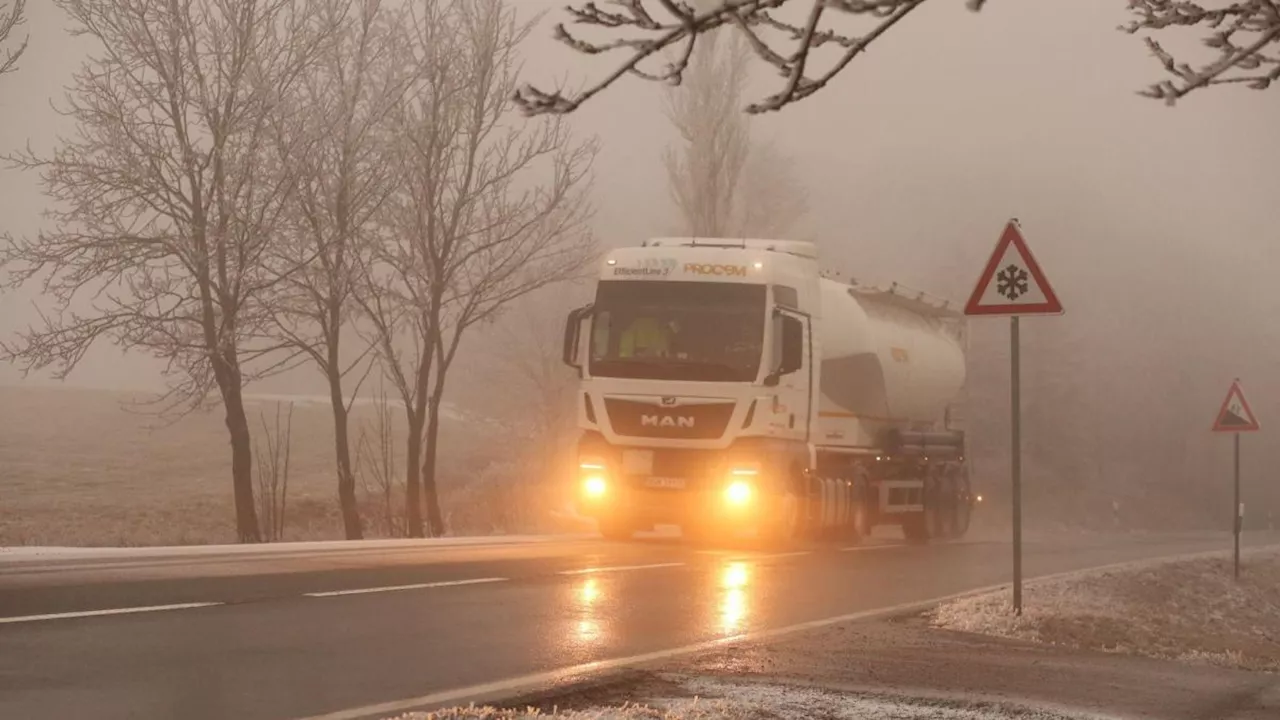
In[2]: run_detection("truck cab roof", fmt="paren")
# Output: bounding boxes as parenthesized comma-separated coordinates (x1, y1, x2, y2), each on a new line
(641, 237, 818, 261)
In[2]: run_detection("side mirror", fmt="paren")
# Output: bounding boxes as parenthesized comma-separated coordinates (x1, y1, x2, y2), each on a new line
(562, 307, 586, 370)
(764, 311, 804, 386)
(779, 315, 804, 375)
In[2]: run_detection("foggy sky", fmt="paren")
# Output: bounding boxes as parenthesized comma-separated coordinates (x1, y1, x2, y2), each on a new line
(2, 0, 1278, 396)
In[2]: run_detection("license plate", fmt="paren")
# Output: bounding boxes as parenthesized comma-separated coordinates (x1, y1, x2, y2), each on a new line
(645, 476, 686, 490)
(622, 450, 654, 475)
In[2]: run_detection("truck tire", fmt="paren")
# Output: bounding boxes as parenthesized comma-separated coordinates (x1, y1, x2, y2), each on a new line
(682, 521, 717, 547)
(902, 514, 930, 544)
(761, 491, 803, 547)
(930, 475, 957, 540)
(948, 471, 973, 540)
(597, 517, 635, 541)
(839, 477, 871, 544)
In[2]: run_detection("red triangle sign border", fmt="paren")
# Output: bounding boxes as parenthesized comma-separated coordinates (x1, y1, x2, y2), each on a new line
(1212, 380, 1261, 433)
(964, 220, 1064, 317)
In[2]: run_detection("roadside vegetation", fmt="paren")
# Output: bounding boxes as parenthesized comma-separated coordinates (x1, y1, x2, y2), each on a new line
(0, 0, 595, 543)
(931, 548, 1280, 672)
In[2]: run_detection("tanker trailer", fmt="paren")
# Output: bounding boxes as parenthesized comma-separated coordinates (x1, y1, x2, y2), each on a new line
(809, 278, 973, 542)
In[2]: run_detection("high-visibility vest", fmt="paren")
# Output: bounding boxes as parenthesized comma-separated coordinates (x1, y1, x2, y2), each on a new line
(619, 317, 669, 357)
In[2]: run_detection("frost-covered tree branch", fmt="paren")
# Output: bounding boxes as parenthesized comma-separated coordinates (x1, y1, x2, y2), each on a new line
(516, 0, 1276, 116)
(0, 0, 27, 77)
(1123, 0, 1280, 104)
(514, 0, 985, 115)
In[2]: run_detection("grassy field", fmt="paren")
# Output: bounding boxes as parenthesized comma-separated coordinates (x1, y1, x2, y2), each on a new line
(0, 384, 513, 546)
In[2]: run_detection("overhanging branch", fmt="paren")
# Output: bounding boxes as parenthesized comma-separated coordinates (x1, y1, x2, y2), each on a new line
(516, 0, 1278, 115)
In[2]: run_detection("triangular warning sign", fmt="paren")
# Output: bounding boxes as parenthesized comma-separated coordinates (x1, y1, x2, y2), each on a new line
(964, 220, 1064, 316)
(1212, 380, 1260, 433)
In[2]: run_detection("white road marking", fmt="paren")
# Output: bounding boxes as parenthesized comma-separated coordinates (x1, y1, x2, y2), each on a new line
(0, 602, 223, 625)
(304, 577, 508, 597)
(557, 562, 685, 575)
(731, 550, 811, 560)
(840, 543, 906, 552)
(301, 544, 1280, 720)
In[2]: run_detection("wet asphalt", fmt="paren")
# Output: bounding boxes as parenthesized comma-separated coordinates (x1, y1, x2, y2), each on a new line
(0, 531, 1272, 720)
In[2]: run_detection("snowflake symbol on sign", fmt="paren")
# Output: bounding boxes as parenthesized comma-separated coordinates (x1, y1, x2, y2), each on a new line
(996, 264, 1029, 301)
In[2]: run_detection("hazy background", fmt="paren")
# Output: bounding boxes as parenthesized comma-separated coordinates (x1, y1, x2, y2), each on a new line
(3, 1, 1279, 539)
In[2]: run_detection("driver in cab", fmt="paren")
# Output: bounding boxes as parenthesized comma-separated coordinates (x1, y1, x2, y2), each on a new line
(619, 316, 681, 358)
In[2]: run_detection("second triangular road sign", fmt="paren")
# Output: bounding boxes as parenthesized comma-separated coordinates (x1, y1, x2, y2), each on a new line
(1212, 379, 1260, 433)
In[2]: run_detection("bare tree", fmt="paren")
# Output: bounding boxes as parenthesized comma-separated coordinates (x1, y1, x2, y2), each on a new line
(355, 381, 400, 537)
(362, 0, 597, 537)
(485, 293, 586, 531)
(0, 0, 325, 542)
(254, 400, 295, 542)
(662, 6, 808, 238)
(733, 140, 809, 237)
(662, 19, 750, 237)
(0, 0, 26, 77)
(514, 0, 1278, 115)
(266, 0, 412, 540)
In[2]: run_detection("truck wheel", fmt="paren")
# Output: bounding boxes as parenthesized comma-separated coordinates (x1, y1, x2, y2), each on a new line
(950, 475, 973, 539)
(761, 492, 802, 547)
(902, 514, 930, 544)
(682, 521, 717, 547)
(906, 481, 940, 544)
(840, 479, 871, 544)
(597, 517, 635, 541)
(931, 476, 957, 541)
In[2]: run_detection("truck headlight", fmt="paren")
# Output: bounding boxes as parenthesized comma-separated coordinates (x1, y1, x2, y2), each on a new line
(724, 462, 759, 506)
(580, 457, 609, 498)
(583, 475, 607, 497)
(724, 480, 753, 505)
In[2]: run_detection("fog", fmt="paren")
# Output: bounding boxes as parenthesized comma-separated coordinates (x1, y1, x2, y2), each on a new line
(2, 1, 1279, 532)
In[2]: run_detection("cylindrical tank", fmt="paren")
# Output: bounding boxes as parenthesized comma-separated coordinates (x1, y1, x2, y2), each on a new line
(816, 278, 966, 426)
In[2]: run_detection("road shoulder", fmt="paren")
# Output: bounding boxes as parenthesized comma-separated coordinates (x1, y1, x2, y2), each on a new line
(500, 618, 1280, 720)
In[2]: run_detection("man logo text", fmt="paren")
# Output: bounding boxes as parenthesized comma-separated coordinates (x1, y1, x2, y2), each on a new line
(641, 415, 695, 429)
(683, 263, 747, 277)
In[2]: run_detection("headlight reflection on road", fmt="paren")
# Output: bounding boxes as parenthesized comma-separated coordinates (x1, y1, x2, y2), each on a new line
(574, 577, 603, 645)
(719, 561, 750, 635)
(580, 577, 600, 605)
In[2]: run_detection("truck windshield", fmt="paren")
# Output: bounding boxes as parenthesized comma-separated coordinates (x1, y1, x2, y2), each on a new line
(589, 281, 767, 382)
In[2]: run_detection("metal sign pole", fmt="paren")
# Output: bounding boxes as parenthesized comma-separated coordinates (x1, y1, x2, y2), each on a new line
(1211, 379, 1259, 579)
(1011, 315, 1023, 615)
(965, 219, 1062, 617)
(1234, 432, 1241, 580)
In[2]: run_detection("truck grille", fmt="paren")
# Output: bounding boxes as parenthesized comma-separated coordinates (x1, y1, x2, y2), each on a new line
(603, 398, 735, 440)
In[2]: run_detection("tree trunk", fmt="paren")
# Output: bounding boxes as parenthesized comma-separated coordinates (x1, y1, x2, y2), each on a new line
(404, 412, 425, 538)
(215, 355, 262, 544)
(328, 376, 363, 540)
(421, 397, 446, 537)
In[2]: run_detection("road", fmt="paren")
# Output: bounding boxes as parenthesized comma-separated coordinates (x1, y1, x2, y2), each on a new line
(0, 530, 1272, 720)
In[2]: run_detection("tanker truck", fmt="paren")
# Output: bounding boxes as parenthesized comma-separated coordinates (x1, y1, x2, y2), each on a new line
(561, 237, 973, 544)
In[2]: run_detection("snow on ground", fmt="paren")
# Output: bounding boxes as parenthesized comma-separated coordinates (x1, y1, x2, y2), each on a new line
(389, 678, 1110, 719)
(0, 534, 586, 563)
(931, 545, 1280, 672)
(243, 393, 482, 425)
